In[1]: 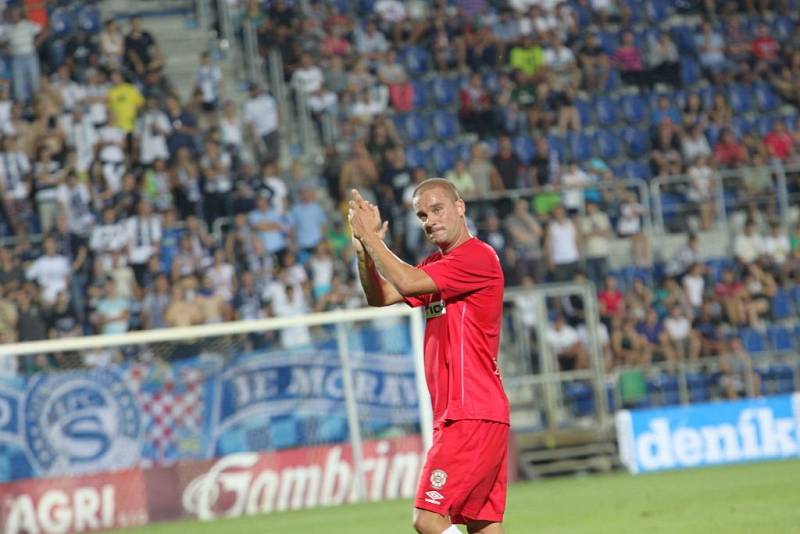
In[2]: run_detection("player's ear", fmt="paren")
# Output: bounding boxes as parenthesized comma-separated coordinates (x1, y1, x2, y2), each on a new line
(455, 198, 465, 216)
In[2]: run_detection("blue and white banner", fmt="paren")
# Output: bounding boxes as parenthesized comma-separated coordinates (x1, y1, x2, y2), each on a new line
(616, 393, 800, 474)
(0, 330, 419, 483)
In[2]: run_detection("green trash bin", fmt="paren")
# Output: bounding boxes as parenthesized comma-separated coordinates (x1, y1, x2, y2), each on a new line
(619, 370, 647, 407)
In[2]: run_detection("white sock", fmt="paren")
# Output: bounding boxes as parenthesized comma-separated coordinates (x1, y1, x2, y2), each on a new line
(441, 526, 461, 534)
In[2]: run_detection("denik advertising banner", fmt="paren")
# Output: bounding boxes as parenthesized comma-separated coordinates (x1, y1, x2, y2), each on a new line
(616, 393, 800, 474)
(0, 337, 419, 483)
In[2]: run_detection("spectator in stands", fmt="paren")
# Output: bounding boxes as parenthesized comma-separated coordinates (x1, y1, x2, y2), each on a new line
(682, 123, 712, 163)
(195, 51, 222, 115)
(651, 95, 681, 126)
(682, 262, 706, 315)
(0, 284, 18, 344)
(93, 277, 130, 335)
(734, 219, 767, 265)
(647, 32, 680, 88)
(578, 201, 611, 289)
(715, 268, 749, 326)
(100, 19, 124, 68)
(25, 236, 70, 306)
(379, 50, 413, 112)
(546, 314, 588, 370)
(764, 221, 791, 268)
(292, 53, 325, 97)
(509, 34, 546, 79)
(107, 70, 144, 140)
(248, 193, 291, 264)
(687, 154, 717, 231)
(544, 33, 580, 92)
(459, 72, 495, 138)
(0, 135, 32, 235)
(545, 205, 581, 282)
(467, 142, 503, 195)
(124, 17, 163, 78)
(165, 278, 204, 327)
(650, 120, 683, 177)
(713, 128, 747, 168)
(491, 136, 519, 190)
(243, 83, 280, 164)
(617, 191, 650, 267)
(6, 7, 45, 103)
(290, 185, 327, 261)
(505, 199, 545, 283)
(636, 308, 672, 362)
(764, 121, 794, 162)
(612, 318, 651, 366)
(696, 20, 730, 83)
(578, 32, 610, 92)
(719, 337, 760, 400)
(663, 304, 701, 361)
(751, 23, 781, 76)
(140, 273, 171, 330)
(614, 31, 647, 89)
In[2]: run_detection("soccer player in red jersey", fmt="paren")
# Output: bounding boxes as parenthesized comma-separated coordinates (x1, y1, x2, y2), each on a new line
(348, 178, 510, 534)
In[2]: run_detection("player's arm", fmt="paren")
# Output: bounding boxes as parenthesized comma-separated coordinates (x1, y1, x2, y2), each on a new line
(353, 236, 404, 306)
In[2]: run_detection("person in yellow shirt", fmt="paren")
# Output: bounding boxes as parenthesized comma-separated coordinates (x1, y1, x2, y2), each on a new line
(509, 34, 546, 79)
(107, 70, 143, 134)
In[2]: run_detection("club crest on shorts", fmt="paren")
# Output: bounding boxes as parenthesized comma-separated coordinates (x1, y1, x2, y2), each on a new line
(425, 299, 446, 319)
(430, 469, 448, 489)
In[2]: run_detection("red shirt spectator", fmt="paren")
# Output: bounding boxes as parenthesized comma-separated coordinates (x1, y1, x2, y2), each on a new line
(598, 277, 625, 317)
(751, 25, 779, 62)
(764, 123, 794, 161)
(715, 270, 745, 299)
(713, 129, 747, 168)
(613, 33, 644, 71)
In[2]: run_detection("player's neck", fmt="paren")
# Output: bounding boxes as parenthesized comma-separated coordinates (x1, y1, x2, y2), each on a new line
(439, 229, 472, 255)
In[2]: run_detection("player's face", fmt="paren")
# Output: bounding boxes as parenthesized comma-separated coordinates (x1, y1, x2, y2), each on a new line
(413, 187, 466, 249)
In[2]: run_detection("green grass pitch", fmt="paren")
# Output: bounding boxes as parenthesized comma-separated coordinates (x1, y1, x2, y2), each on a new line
(125, 459, 800, 533)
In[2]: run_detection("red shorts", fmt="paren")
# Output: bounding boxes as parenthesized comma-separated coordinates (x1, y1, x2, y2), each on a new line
(414, 419, 509, 525)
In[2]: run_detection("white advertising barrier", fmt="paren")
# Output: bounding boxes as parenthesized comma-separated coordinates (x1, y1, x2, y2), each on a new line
(616, 393, 800, 474)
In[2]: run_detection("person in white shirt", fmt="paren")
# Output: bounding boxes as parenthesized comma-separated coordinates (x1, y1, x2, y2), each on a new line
(578, 201, 611, 288)
(259, 162, 288, 213)
(373, 0, 406, 25)
(195, 50, 222, 113)
(686, 155, 717, 231)
(682, 123, 712, 162)
(546, 314, 588, 370)
(243, 83, 280, 164)
(291, 53, 325, 97)
(90, 207, 129, 267)
(219, 100, 243, 152)
(99, 18, 124, 67)
(135, 97, 171, 165)
(126, 201, 161, 285)
(0, 135, 31, 230)
(84, 68, 110, 126)
(6, 7, 44, 102)
(56, 171, 94, 236)
(617, 191, 650, 267)
(663, 305, 700, 361)
(545, 205, 581, 282)
(733, 220, 766, 265)
(764, 222, 791, 266)
(271, 282, 312, 348)
(25, 236, 71, 305)
(61, 106, 98, 173)
(559, 162, 590, 212)
(682, 262, 705, 311)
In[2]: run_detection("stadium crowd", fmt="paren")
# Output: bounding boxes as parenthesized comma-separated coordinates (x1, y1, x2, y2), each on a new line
(0, 0, 799, 386)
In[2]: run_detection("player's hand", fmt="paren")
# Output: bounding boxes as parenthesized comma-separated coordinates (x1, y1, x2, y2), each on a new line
(349, 189, 386, 241)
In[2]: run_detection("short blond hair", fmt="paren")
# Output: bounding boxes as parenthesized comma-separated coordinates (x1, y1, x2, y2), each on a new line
(412, 178, 462, 202)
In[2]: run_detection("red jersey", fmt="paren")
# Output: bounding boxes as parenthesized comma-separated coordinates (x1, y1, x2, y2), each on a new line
(405, 237, 509, 426)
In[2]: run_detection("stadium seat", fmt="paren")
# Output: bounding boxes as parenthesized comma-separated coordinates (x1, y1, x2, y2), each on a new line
(455, 141, 472, 163)
(687, 372, 711, 403)
(410, 79, 428, 109)
(772, 364, 796, 393)
(599, 31, 618, 55)
(568, 132, 594, 162)
(513, 135, 535, 164)
(429, 76, 457, 107)
(789, 285, 800, 312)
(482, 71, 500, 92)
(728, 84, 754, 115)
(619, 160, 652, 181)
(621, 127, 650, 158)
(594, 95, 619, 126)
(400, 46, 431, 76)
(621, 94, 648, 124)
(405, 145, 428, 169)
(698, 85, 716, 109)
(771, 289, 793, 321)
(680, 57, 701, 86)
(645, 0, 671, 22)
(768, 325, 795, 352)
(731, 116, 752, 138)
(576, 97, 594, 126)
(49, 8, 74, 38)
(772, 16, 795, 41)
(754, 83, 780, 113)
(595, 130, 622, 160)
(484, 137, 500, 156)
(430, 143, 456, 173)
(752, 116, 774, 137)
(431, 110, 458, 139)
(671, 25, 697, 54)
(76, 5, 101, 33)
(740, 328, 768, 355)
(401, 112, 429, 143)
(564, 381, 595, 416)
(647, 373, 680, 406)
(545, 134, 567, 160)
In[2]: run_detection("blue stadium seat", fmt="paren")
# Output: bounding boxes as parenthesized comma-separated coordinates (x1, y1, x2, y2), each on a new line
(545, 133, 567, 160)
(49, 8, 74, 38)
(594, 95, 619, 126)
(687, 372, 711, 403)
(599, 31, 618, 55)
(647, 373, 680, 406)
(771, 289, 793, 321)
(752, 116, 774, 137)
(728, 84, 754, 114)
(740, 328, 767, 355)
(512, 135, 535, 164)
(789, 285, 800, 312)
(76, 5, 101, 33)
(484, 137, 500, 157)
(680, 57, 701, 86)
(754, 83, 780, 112)
(402, 112, 429, 143)
(705, 257, 735, 283)
(619, 160, 652, 181)
(576, 97, 594, 126)
(429, 76, 457, 107)
(455, 141, 472, 163)
(621, 94, 648, 124)
(768, 325, 795, 352)
(671, 25, 697, 54)
(564, 381, 595, 416)
(772, 16, 795, 41)
(731, 116, 752, 138)
(432, 110, 458, 139)
(400, 46, 431, 76)
(405, 145, 429, 169)
(410, 79, 428, 109)
(569, 132, 594, 162)
(430, 143, 456, 173)
(698, 85, 716, 109)
(772, 364, 796, 393)
(621, 126, 650, 158)
(482, 71, 500, 92)
(645, 0, 670, 22)
(595, 130, 622, 160)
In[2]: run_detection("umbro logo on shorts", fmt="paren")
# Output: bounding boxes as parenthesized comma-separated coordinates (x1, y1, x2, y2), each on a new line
(424, 490, 445, 505)
(425, 299, 446, 319)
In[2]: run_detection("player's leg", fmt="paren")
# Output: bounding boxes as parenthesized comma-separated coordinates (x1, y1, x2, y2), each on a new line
(466, 520, 503, 534)
(413, 508, 455, 534)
